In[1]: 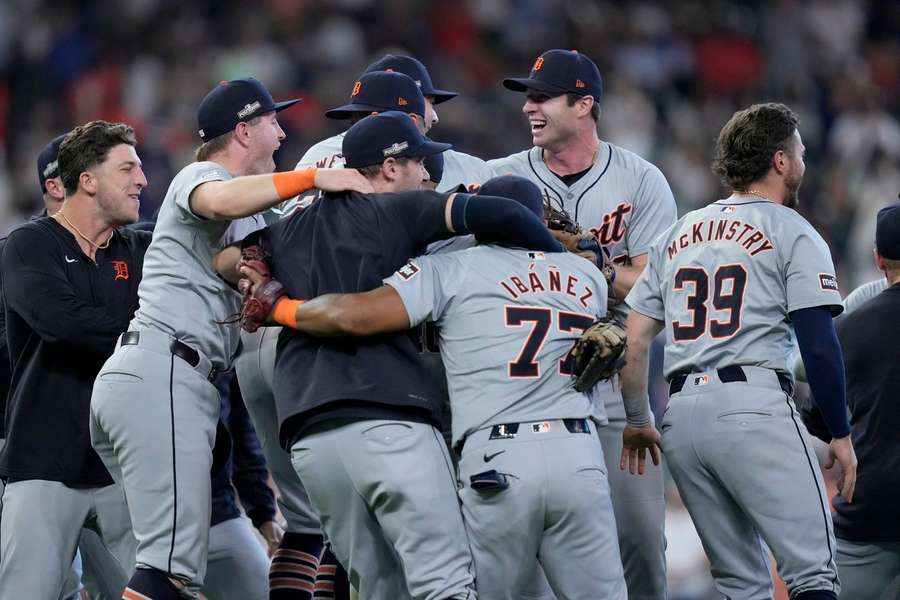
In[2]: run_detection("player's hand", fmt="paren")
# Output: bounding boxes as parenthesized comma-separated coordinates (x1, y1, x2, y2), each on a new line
(466, 183, 481, 193)
(238, 261, 268, 296)
(826, 435, 857, 503)
(258, 520, 285, 557)
(314, 168, 375, 194)
(620, 424, 661, 475)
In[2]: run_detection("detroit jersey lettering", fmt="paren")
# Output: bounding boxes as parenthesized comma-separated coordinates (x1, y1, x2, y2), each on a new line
(626, 196, 843, 379)
(384, 245, 609, 446)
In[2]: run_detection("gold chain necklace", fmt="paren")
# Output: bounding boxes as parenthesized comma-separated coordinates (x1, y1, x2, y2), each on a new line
(740, 189, 769, 201)
(53, 208, 113, 250)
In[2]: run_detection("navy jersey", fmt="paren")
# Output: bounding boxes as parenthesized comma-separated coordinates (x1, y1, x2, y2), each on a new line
(248, 190, 455, 447)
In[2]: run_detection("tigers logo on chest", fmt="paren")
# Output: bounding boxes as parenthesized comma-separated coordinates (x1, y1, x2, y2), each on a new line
(587, 202, 632, 246)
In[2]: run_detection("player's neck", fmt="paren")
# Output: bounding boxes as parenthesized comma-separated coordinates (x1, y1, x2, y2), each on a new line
(886, 271, 900, 286)
(208, 150, 259, 178)
(735, 178, 786, 205)
(51, 196, 115, 259)
(541, 131, 600, 176)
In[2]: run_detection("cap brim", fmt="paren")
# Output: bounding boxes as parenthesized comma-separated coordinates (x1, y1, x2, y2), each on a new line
(274, 98, 302, 112)
(426, 89, 458, 104)
(325, 102, 414, 120)
(411, 140, 453, 157)
(502, 77, 568, 95)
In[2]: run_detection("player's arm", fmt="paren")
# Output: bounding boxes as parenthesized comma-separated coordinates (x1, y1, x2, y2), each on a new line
(269, 286, 411, 337)
(444, 192, 563, 252)
(609, 252, 648, 301)
(618, 308, 664, 475)
(1, 228, 132, 354)
(213, 244, 243, 284)
(189, 168, 373, 221)
(792, 306, 857, 502)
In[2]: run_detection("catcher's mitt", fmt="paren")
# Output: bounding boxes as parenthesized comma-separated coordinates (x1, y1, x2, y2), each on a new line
(237, 245, 286, 333)
(568, 317, 627, 392)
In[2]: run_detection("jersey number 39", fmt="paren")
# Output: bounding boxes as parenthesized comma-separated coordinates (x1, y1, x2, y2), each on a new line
(672, 265, 747, 342)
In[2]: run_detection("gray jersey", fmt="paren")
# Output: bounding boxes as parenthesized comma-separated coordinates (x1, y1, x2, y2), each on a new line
(438, 150, 494, 192)
(488, 143, 677, 320)
(626, 196, 843, 379)
(384, 245, 608, 446)
(130, 161, 247, 368)
(842, 278, 887, 314)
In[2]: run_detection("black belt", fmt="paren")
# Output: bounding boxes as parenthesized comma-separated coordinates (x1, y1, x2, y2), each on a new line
(668, 365, 792, 396)
(120, 331, 219, 381)
(488, 418, 591, 440)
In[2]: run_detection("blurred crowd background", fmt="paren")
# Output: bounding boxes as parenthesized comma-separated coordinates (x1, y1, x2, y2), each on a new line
(1, 1, 897, 598)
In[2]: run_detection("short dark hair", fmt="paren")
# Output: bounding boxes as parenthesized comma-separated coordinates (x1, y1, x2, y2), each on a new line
(712, 103, 799, 192)
(59, 121, 137, 195)
(566, 93, 600, 123)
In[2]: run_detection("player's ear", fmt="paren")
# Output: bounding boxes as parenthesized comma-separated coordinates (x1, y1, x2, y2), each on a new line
(45, 177, 65, 200)
(773, 149, 788, 175)
(233, 121, 253, 148)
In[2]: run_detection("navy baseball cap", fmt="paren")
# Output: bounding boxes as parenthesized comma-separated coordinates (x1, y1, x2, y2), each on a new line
(197, 77, 301, 142)
(37, 134, 67, 194)
(423, 146, 444, 184)
(478, 175, 544, 220)
(503, 49, 603, 102)
(342, 111, 451, 169)
(876, 202, 900, 260)
(365, 54, 458, 104)
(325, 71, 425, 120)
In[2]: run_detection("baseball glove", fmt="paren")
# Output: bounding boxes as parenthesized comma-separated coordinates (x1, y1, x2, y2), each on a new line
(568, 317, 627, 392)
(237, 245, 286, 333)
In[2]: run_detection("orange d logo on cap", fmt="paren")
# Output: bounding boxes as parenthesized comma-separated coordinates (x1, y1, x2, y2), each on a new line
(532, 57, 544, 72)
(351, 81, 362, 97)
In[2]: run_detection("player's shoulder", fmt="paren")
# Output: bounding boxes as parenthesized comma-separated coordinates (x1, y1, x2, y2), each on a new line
(485, 147, 535, 175)
(297, 133, 345, 168)
(605, 141, 665, 180)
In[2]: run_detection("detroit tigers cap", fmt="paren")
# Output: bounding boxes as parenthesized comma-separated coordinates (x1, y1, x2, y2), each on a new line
(197, 77, 301, 142)
(423, 146, 444, 184)
(503, 49, 603, 102)
(342, 111, 451, 169)
(477, 175, 544, 220)
(365, 54, 458, 104)
(36, 133, 67, 194)
(876, 202, 900, 260)
(325, 71, 426, 120)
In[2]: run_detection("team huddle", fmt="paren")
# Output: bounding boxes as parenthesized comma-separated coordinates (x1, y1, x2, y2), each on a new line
(0, 47, 887, 600)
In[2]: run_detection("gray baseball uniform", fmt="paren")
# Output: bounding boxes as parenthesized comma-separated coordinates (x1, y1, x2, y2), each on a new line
(842, 278, 886, 314)
(90, 161, 255, 595)
(626, 195, 843, 598)
(384, 245, 626, 600)
(486, 142, 676, 598)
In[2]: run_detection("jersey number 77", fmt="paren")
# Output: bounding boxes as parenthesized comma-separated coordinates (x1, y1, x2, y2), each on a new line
(505, 306, 594, 378)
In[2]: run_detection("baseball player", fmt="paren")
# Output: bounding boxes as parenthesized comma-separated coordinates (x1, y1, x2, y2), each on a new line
(619, 103, 857, 600)
(88, 77, 371, 600)
(215, 112, 565, 599)
(479, 49, 676, 598)
(829, 204, 900, 599)
(0, 121, 147, 599)
(841, 277, 886, 313)
(241, 175, 628, 600)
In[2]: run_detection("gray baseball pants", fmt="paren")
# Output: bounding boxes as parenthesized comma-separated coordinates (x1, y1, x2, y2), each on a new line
(91, 329, 220, 595)
(835, 538, 900, 599)
(661, 366, 839, 599)
(0, 479, 135, 600)
(290, 419, 476, 600)
(234, 327, 321, 534)
(202, 516, 271, 600)
(458, 418, 626, 600)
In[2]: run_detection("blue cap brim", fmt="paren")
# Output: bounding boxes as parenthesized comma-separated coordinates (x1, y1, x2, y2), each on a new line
(325, 103, 392, 120)
(427, 89, 458, 104)
(274, 98, 302, 112)
(502, 77, 569, 95)
(411, 139, 452, 158)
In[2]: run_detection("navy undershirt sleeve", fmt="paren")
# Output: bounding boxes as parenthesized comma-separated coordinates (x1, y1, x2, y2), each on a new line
(791, 306, 851, 439)
(451, 193, 563, 252)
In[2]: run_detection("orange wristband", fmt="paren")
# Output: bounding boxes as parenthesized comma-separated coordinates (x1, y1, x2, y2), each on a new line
(272, 168, 317, 200)
(272, 298, 304, 328)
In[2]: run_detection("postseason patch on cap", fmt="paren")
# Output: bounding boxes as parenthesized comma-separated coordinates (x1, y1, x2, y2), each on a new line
(383, 141, 409, 157)
(818, 273, 839, 291)
(237, 100, 262, 119)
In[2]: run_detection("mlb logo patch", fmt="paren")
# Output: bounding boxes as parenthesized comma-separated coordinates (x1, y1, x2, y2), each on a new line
(397, 261, 420, 281)
(720, 205, 737, 213)
(531, 421, 551, 433)
(693, 375, 710, 387)
(818, 273, 838, 291)
(528, 251, 545, 261)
